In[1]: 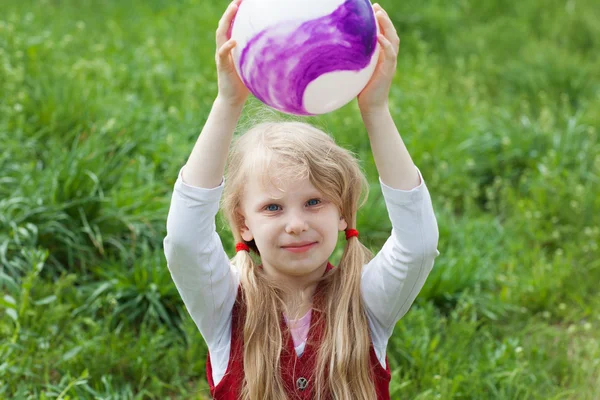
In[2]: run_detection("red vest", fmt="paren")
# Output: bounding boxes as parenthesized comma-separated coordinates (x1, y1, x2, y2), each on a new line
(206, 263, 391, 399)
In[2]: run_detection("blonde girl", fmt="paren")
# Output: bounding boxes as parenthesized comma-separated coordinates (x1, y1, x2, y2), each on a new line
(164, 1, 439, 399)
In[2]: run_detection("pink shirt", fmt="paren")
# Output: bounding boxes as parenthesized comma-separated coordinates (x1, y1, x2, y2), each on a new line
(283, 310, 313, 349)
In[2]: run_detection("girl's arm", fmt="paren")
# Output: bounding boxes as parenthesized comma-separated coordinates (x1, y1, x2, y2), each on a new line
(358, 5, 418, 191)
(359, 103, 440, 364)
(183, 0, 249, 188)
(360, 107, 420, 190)
(356, 4, 440, 366)
(183, 98, 244, 188)
(360, 172, 439, 366)
(164, 0, 248, 385)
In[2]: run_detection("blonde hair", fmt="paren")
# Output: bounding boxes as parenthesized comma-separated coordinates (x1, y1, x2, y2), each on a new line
(221, 120, 377, 399)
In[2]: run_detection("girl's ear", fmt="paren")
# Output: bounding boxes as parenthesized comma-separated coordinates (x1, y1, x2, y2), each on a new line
(240, 221, 254, 241)
(338, 216, 348, 231)
(237, 209, 254, 241)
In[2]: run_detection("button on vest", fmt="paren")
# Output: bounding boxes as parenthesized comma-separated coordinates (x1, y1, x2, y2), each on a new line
(296, 377, 309, 390)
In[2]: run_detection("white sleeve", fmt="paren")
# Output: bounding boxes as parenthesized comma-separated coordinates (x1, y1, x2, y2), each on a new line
(163, 165, 239, 383)
(361, 166, 440, 366)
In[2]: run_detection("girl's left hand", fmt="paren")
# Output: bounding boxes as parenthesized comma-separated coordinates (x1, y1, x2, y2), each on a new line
(357, 3, 400, 113)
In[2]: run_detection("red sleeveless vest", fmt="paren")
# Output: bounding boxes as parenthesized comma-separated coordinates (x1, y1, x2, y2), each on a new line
(206, 263, 392, 399)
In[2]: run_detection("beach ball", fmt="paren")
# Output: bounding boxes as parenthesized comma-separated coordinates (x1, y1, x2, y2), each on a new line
(230, 0, 379, 116)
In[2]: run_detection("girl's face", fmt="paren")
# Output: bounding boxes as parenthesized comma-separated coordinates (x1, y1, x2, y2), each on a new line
(239, 171, 347, 286)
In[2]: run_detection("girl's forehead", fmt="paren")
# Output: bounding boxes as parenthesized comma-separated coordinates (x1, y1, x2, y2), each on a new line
(246, 156, 308, 189)
(240, 152, 321, 203)
(246, 171, 316, 199)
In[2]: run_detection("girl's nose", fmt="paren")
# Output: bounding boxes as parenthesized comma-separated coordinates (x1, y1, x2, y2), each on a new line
(285, 214, 308, 234)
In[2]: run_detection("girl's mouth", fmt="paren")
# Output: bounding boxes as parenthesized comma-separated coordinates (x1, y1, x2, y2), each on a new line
(282, 242, 317, 253)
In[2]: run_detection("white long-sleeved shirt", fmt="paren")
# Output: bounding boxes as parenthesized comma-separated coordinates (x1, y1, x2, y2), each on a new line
(163, 165, 440, 386)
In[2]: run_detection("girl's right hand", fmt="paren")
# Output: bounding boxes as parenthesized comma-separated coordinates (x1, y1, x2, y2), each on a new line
(215, 0, 250, 107)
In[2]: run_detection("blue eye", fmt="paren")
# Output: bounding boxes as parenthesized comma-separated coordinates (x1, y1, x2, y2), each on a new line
(307, 199, 321, 206)
(265, 204, 281, 212)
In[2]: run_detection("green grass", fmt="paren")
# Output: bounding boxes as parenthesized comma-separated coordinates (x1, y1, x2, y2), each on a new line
(1, 0, 599, 398)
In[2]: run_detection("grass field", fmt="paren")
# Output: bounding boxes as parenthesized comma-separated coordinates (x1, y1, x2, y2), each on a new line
(1, 0, 599, 398)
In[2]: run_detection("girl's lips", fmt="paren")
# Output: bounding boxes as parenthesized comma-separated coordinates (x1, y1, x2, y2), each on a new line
(282, 242, 317, 253)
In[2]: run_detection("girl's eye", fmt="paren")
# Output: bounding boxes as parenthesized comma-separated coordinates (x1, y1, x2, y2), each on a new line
(265, 204, 281, 212)
(263, 199, 321, 212)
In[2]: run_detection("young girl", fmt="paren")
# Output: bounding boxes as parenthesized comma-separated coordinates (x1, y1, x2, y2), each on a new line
(163, 2, 439, 399)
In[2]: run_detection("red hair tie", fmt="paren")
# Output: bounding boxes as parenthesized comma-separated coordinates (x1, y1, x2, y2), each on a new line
(345, 229, 359, 240)
(235, 242, 250, 253)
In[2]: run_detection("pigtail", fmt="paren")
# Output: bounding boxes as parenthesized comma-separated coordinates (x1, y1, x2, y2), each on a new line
(231, 237, 289, 400)
(312, 219, 377, 400)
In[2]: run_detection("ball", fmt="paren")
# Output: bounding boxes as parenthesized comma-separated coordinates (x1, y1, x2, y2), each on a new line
(230, 0, 379, 116)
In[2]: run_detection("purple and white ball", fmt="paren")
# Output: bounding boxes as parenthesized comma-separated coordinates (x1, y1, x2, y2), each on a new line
(231, 0, 379, 116)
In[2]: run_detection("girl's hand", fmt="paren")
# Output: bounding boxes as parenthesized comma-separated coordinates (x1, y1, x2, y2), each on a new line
(357, 3, 400, 114)
(215, 0, 250, 107)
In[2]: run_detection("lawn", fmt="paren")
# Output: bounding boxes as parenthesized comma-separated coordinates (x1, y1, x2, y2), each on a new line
(1, 0, 599, 398)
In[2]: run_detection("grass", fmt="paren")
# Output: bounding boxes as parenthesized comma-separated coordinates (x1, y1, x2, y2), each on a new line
(1, 0, 599, 398)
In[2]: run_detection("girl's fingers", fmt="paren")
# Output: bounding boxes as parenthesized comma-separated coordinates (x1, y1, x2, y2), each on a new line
(375, 10, 400, 52)
(217, 39, 237, 64)
(377, 34, 392, 52)
(216, 2, 240, 47)
(377, 34, 397, 62)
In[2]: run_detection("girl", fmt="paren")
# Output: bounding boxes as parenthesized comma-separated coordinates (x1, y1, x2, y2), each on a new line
(163, 1, 439, 399)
